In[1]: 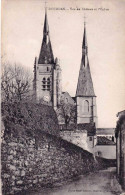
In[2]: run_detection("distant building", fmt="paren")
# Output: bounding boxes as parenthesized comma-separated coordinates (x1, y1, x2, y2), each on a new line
(115, 110, 125, 190)
(61, 92, 76, 105)
(96, 128, 116, 142)
(95, 128, 116, 159)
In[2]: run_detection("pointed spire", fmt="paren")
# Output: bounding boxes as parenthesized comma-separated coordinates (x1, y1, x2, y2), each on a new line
(38, 6, 54, 64)
(43, 6, 49, 37)
(76, 20, 95, 97)
(82, 18, 88, 56)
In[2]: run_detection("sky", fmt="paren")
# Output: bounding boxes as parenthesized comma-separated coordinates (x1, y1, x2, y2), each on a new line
(2, 0, 125, 127)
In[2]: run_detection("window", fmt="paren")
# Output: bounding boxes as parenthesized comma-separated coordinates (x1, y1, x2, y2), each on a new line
(47, 78, 50, 91)
(84, 100, 89, 113)
(47, 67, 49, 71)
(89, 137, 92, 141)
(97, 151, 102, 157)
(42, 78, 46, 90)
(42, 77, 51, 91)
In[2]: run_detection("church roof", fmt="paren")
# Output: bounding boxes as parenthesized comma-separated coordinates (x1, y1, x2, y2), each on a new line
(38, 9, 54, 64)
(76, 23, 95, 97)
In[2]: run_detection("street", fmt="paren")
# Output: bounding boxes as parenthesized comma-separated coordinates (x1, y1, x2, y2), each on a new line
(28, 167, 123, 195)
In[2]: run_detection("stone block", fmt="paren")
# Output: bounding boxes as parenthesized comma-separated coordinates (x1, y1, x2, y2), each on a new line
(8, 142, 18, 146)
(8, 155, 13, 160)
(10, 150, 14, 154)
(21, 170, 25, 176)
(16, 180, 23, 185)
(9, 164, 16, 171)
(15, 170, 20, 175)
(12, 175, 16, 180)
(4, 174, 10, 178)
(25, 160, 29, 166)
(33, 179, 38, 184)
(13, 159, 17, 164)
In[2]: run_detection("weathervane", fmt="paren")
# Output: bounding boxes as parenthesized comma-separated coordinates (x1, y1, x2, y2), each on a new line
(45, 1, 47, 11)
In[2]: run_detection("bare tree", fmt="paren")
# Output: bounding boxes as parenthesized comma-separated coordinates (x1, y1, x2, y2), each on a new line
(1, 63, 33, 102)
(56, 100, 76, 129)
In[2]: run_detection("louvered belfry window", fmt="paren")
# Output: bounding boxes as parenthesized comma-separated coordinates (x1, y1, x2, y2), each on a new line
(42, 77, 46, 90)
(47, 78, 50, 91)
(42, 77, 50, 91)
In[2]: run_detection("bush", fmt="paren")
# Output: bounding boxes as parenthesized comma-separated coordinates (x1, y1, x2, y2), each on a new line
(1, 101, 59, 140)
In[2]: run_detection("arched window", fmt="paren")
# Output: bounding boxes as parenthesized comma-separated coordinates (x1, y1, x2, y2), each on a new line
(42, 78, 46, 91)
(47, 78, 50, 91)
(84, 100, 89, 113)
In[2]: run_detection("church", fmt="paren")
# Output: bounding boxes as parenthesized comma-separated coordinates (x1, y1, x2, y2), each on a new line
(33, 9, 97, 132)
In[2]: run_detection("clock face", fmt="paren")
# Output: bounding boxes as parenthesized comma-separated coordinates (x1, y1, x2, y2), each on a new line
(43, 95, 50, 102)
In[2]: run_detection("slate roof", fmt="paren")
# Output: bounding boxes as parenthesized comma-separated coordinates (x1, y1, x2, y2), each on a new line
(97, 136, 116, 145)
(38, 10, 54, 64)
(76, 23, 95, 97)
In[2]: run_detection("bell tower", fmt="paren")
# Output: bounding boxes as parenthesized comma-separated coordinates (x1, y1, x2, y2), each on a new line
(76, 21, 97, 126)
(33, 8, 62, 109)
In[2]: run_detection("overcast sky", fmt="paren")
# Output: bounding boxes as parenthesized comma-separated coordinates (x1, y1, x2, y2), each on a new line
(2, 0, 125, 127)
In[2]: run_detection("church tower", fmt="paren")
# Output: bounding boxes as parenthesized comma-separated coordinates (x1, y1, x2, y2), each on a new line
(33, 8, 62, 109)
(76, 22, 97, 126)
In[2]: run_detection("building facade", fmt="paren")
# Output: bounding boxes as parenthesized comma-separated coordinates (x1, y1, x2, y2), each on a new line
(115, 110, 125, 190)
(75, 22, 97, 126)
(33, 9, 62, 109)
(94, 128, 116, 159)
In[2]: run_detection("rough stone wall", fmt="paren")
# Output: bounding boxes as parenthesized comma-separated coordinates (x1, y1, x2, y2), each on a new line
(1, 133, 95, 195)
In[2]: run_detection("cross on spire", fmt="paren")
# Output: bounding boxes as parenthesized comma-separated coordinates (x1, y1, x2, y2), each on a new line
(45, 1, 47, 9)
(84, 14, 87, 26)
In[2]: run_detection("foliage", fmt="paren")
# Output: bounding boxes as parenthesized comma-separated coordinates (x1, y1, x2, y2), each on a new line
(1, 101, 59, 141)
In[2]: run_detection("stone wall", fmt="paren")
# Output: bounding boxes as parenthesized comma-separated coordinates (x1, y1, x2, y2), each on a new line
(1, 132, 95, 195)
(60, 130, 96, 153)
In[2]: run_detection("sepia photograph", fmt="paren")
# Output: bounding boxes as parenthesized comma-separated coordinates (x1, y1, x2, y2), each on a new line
(1, 0, 125, 194)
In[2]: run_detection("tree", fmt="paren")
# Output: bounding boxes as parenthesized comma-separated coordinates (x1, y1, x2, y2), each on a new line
(1, 63, 33, 102)
(56, 99, 76, 129)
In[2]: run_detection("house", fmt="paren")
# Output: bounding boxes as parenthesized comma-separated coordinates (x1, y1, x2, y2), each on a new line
(94, 128, 116, 159)
(115, 110, 125, 190)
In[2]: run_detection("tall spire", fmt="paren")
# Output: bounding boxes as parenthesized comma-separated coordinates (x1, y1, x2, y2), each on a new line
(38, 7, 54, 64)
(82, 19, 88, 56)
(76, 21, 95, 97)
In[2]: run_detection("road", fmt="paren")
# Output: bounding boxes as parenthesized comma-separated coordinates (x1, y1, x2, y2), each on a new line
(28, 167, 123, 195)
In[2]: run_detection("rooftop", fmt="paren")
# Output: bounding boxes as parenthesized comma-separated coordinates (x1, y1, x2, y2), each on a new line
(96, 136, 116, 146)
